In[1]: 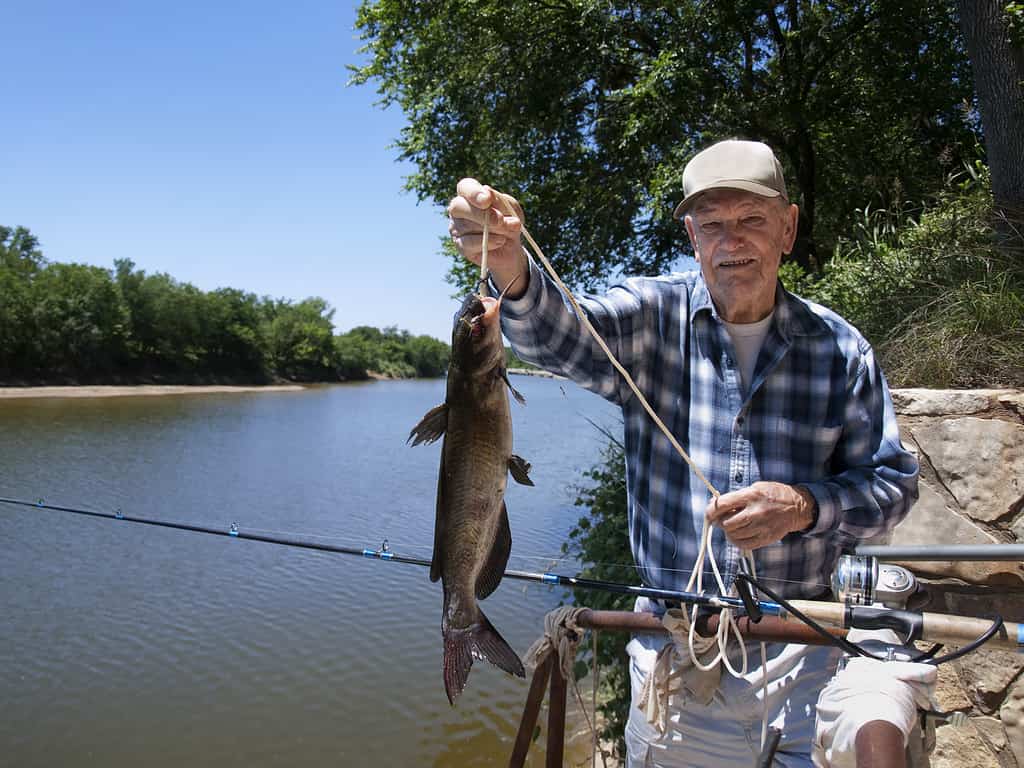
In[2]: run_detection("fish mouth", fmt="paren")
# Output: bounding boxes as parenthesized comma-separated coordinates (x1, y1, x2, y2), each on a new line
(469, 275, 521, 336)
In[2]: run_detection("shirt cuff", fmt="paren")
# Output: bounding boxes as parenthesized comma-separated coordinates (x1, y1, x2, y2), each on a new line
(797, 482, 839, 537)
(494, 251, 544, 320)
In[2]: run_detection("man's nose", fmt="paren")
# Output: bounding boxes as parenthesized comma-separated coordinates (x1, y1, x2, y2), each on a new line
(719, 222, 744, 250)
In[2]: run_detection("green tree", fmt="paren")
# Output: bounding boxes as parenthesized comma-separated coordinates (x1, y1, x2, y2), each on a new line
(404, 334, 450, 377)
(199, 288, 267, 379)
(353, 0, 975, 282)
(114, 259, 206, 374)
(956, 0, 1024, 216)
(264, 297, 340, 380)
(335, 332, 374, 379)
(0, 269, 33, 376)
(0, 226, 46, 275)
(28, 263, 128, 378)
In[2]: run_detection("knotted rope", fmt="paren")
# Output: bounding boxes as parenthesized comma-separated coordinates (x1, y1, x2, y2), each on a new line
(524, 606, 609, 768)
(638, 608, 721, 734)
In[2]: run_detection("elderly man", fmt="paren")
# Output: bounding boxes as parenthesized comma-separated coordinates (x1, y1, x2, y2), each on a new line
(447, 139, 920, 767)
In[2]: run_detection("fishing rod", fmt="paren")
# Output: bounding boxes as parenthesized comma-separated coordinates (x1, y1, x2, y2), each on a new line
(0, 496, 772, 613)
(3, 496, 1019, 655)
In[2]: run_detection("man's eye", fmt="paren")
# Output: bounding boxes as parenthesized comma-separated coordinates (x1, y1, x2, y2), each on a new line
(700, 222, 721, 234)
(743, 216, 765, 226)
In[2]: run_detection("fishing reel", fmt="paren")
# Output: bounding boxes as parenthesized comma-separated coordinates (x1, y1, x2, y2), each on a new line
(830, 555, 923, 610)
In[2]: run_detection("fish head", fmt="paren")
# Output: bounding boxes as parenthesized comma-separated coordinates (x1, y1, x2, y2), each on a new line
(451, 291, 504, 372)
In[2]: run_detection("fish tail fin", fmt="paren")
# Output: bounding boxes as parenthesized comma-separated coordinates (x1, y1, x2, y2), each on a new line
(442, 610, 525, 705)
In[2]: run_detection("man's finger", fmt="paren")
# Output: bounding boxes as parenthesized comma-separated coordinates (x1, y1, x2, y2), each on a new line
(448, 199, 519, 232)
(456, 178, 493, 210)
(450, 232, 509, 260)
(706, 490, 753, 522)
(719, 510, 754, 533)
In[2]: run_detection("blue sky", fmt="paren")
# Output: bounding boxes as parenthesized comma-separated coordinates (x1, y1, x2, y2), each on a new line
(1, 1, 460, 341)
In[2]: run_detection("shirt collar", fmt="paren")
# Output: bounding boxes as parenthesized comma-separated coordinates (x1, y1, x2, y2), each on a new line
(689, 275, 825, 342)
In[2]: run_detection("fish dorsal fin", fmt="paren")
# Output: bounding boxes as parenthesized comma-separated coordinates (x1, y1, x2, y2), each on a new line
(508, 454, 534, 486)
(475, 502, 511, 600)
(408, 403, 448, 446)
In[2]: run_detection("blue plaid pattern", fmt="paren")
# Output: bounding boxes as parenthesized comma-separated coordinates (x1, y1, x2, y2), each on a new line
(500, 259, 919, 599)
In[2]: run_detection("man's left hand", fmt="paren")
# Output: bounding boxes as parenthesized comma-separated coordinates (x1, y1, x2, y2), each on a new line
(704, 482, 816, 551)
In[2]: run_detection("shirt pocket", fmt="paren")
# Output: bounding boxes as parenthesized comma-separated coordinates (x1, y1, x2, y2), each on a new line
(757, 416, 843, 482)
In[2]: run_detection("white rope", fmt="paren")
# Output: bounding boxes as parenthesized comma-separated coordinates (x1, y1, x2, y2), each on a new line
(480, 209, 490, 284)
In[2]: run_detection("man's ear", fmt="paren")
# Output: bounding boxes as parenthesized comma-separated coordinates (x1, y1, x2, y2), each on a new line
(684, 215, 702, 263)
(781, 203, 799, 255)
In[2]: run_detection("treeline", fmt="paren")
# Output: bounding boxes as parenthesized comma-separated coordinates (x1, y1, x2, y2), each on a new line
(0, 226, 450, 384)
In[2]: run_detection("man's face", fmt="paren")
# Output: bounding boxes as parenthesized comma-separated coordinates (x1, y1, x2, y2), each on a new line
(684, 189, 798, 323)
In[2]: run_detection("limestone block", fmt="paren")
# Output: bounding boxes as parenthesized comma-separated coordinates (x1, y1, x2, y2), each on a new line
(934, 659, 973, 712)
(910, 417, 1024, 523)
(930, 719, 1001, 768)
(972, 716, 1008, 753)
(890, 482, 1024, 586)
(958, 649, 1024, 713)
(1001, 676, 1024, 766)
(892, 389, 1007, 416)
(998, 392, 1024, 420)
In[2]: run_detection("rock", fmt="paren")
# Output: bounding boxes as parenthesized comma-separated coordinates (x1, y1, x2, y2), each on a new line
(889, 482, 1024, 586)
(934, 661, 973, 712)
(892, 389, 1008, 416)
(930, 719, 1001, 768)
(956, 648, 1024, 714)
(997, 392, 1024, 420)
(910, 417, 1024, 523)
(972, 716, 1008, 753)
(1001, 676, 1024, 766)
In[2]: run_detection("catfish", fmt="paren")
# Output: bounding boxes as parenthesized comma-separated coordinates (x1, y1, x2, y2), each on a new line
(408, 281, 532, 704)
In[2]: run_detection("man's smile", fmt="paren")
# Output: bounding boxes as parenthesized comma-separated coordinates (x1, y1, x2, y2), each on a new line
(718, 257, 756, 268)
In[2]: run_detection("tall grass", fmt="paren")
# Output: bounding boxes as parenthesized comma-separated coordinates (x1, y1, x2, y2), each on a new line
(782, 164, 1024, 388)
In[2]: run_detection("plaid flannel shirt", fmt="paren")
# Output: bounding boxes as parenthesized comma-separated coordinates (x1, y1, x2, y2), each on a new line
(500, 258, 919, 599)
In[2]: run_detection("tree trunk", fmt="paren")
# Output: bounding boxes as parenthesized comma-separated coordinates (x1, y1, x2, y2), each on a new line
(957, 0, 1024, 216)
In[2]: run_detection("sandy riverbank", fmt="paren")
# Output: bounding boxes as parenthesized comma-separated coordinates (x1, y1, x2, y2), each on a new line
(0, 384, 307, 399)
(507, 367, 565, 379)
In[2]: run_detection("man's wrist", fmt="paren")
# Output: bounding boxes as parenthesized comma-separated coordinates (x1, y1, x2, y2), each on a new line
(793, 484, 818, 533)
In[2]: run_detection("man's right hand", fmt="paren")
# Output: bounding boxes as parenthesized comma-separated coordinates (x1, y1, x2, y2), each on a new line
(447, 178, 528, 298)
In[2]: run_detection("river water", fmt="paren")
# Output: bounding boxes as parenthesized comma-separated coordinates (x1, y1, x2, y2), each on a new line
(0, 377, 621, 767)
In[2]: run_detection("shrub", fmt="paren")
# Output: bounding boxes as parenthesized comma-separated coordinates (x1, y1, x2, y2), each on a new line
(783, 164, 1024, 388)
(563, 434, 633, 760)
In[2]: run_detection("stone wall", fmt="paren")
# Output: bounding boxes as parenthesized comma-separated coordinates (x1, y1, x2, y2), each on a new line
(890, 389, 1024, 768)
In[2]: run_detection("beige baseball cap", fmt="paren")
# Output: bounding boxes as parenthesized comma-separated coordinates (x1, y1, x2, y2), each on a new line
(673, 139, 788, 219)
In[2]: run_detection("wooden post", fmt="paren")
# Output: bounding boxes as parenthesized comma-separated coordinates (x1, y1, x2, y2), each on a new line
(509, 651, 554, 768)
(546, 653, 568, 768)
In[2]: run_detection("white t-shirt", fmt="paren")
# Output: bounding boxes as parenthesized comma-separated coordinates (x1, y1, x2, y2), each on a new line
(722, 311, 775, 394)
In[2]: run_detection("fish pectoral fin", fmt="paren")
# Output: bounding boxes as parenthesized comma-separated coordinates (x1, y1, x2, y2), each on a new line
(408, 403, 449, 446)
(508, 454, 534, 486)
(475, 502, 512, 600)
(501, 369, 526, 405)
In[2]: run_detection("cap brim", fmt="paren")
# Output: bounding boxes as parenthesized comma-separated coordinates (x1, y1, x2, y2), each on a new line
(672, 180, 784, 220)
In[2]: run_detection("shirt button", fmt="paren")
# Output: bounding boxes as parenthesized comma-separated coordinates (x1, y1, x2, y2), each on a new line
(736, 416, 744, 426)
(734, 472, 743, 483)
